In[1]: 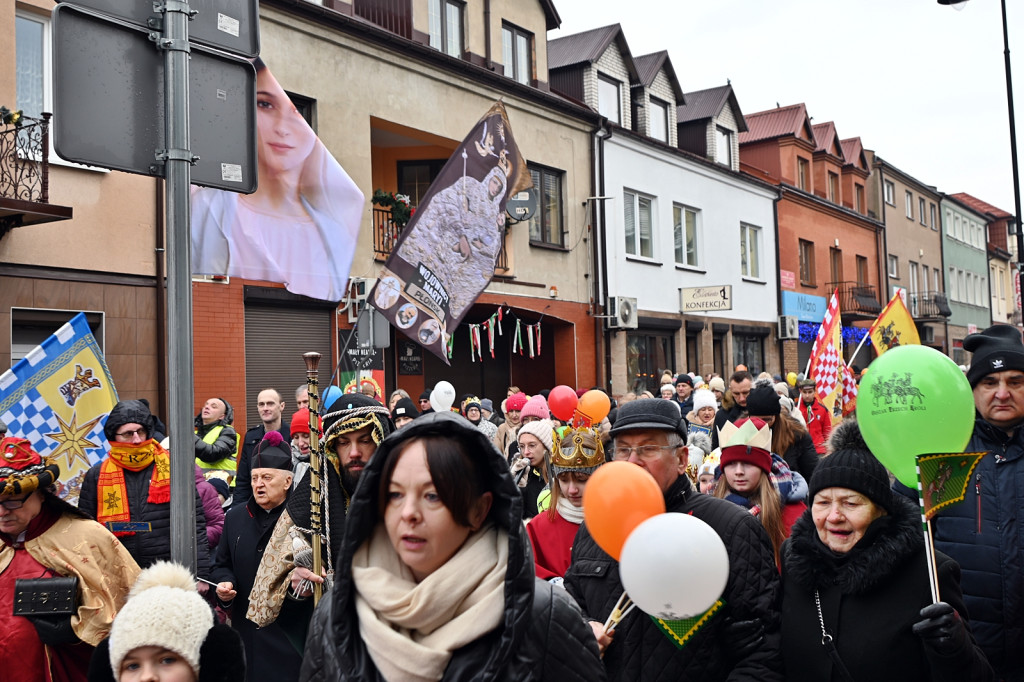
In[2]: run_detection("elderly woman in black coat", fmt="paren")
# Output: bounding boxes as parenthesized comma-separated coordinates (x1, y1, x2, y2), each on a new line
(299, 411, 605, 682)
(780, 420, 993, 682)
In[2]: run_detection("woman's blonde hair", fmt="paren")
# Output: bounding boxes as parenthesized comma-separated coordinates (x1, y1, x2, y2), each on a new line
(714, 469, 785, 564)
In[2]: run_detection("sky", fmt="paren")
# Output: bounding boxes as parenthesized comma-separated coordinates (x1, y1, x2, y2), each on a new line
(550, 0, 1023, 216)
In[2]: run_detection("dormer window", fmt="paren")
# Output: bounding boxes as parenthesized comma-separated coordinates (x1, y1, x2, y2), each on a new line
(649, 98, 668, 142)
(598, 74, 621, 124)
(428, 0, 463, 58)
(502, 23, 532, 85)
(716, 127, 732, 167)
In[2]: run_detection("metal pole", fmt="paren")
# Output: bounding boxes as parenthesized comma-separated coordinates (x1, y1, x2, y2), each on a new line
(1000, 0, 1024, 324)
(160, 0, 197, 574)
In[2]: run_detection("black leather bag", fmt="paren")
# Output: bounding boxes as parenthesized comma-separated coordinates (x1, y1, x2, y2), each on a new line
(13, 576, 80, 617)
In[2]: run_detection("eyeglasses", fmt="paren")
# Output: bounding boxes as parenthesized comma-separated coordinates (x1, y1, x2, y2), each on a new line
(115, 428, 147, 441)
(0, 494, 32, 510)
(611, 444, 678, 461)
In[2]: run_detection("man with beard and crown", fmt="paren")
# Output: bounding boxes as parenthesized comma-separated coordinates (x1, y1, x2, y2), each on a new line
(246, 393, 393, 633)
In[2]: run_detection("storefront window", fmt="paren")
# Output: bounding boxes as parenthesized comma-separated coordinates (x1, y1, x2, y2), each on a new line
(733, 334, 764, 376)
(626, 331, 675, 395)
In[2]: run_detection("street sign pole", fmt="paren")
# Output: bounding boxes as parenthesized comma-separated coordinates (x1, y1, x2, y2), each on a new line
(159, 0, 199, 576)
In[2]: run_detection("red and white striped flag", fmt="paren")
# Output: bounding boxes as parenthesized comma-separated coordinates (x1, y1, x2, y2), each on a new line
(841, 363, 858, 416)
(808, 289, 845, 425)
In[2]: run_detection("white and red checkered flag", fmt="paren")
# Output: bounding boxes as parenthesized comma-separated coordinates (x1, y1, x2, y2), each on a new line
(841, 363, 858, 416)
(808, 289, 844, 424)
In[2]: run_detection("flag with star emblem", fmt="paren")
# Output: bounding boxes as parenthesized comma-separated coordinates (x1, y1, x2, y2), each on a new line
(0, 312, 118, 504)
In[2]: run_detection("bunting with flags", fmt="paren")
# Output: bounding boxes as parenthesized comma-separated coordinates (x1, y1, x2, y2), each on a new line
(869, 291, 921, 355)
(808, 289, 845, 424)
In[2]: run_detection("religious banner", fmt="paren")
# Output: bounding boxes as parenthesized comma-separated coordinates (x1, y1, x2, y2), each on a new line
(0, 313, 119, 504)
(368, 101, 532, 364)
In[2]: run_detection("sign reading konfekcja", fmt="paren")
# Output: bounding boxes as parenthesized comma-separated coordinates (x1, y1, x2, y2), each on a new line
(681, 286, 733, 312)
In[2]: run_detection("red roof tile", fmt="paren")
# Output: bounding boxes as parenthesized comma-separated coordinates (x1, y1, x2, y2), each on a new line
(739, 103, 809, 144)
(840, 137, 868, 170)
(950, 192, 1014, 220)
(811, 122, 844, 161)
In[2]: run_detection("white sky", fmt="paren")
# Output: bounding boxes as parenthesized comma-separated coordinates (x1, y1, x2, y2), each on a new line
(550, 0, 1023, 216)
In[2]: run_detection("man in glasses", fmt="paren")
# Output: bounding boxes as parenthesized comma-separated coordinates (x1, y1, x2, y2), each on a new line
(77, 399, 213, 580)
(563, 398, 783, 681)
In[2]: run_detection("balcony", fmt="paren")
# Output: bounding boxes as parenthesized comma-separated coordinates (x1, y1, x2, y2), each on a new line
(827, 281, 883, 321)
(908, 291, 952, 321)
(373, 206, 511, 274)
(353, 0, 412, 39)
(0, 112, 72, 239)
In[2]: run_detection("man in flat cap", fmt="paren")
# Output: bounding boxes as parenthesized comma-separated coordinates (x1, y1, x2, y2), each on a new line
(563, 398, 783, 681)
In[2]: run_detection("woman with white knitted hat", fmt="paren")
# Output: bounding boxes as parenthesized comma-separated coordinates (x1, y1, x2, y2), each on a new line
(88, 561, 244, 682)
(509, 418, 553, 519)
(685, 388, 718, 431)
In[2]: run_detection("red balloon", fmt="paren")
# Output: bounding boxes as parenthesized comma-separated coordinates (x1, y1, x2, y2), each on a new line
(583, 461, 666, 560)
(548, 385, 579, 421)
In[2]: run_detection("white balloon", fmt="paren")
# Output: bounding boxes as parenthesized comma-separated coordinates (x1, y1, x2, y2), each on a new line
(619, 512, 729, 620)
(430, 381, 456, 412)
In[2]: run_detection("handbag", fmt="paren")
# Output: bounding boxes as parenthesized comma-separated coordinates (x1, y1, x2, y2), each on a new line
(13, 576, 80, 617)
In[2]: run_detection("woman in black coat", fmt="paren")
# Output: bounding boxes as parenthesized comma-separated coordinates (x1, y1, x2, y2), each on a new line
(299, 411, 606, 682)
(780, 420, 992, 682)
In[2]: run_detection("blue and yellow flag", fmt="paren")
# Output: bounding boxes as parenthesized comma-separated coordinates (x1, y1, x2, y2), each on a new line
(0, 313, 118, 503)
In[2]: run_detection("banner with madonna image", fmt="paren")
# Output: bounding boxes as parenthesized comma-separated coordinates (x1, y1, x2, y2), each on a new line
(368, 101, 532, 365)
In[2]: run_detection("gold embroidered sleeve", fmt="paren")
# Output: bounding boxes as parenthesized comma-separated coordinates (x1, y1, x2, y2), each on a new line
(246, 509, 301, 628)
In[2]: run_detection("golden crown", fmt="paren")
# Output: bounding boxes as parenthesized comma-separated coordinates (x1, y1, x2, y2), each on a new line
(550, 427, 605, 471)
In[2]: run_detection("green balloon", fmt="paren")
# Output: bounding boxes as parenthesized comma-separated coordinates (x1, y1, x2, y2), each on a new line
(856, 345, 975, 487)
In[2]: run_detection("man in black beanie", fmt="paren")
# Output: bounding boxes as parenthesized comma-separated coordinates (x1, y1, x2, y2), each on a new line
(897, 323, 1024, 679)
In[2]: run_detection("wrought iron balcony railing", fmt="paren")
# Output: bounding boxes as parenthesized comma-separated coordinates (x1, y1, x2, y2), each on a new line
(826, 281, 883, 319)
(373, 206, 511, 274)
(908, 291, 952, 319)
(0, 112, 51, 204)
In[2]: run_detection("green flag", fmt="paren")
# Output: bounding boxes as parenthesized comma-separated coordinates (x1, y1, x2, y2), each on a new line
(917, 452, 986, 520)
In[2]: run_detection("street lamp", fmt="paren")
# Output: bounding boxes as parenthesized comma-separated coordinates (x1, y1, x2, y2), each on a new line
(939, 0, 1023, 325)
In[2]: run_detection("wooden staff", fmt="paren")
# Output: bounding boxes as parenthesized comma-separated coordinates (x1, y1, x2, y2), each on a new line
(303, 351, 324, 605)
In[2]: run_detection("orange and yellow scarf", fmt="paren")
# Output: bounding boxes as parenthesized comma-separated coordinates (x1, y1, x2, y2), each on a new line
(96, 440, 171, 536)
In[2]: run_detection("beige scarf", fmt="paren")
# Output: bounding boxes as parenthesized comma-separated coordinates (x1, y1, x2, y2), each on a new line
(352, 523, 508, 682)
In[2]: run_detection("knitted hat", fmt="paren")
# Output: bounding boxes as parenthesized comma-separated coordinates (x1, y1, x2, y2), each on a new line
(480, 398, 494, 412)
(675, 374, 693, 387)
(108, 562, 214, 676)
(697, 451, 720, 478)
(608, 398, 688, 438)
(774, 382, 790, 397)
(207, 477, 230, 500)
(419, 390, 432, 401)
(103, 399, 156, 442)
(809, 419, 895, 513)
(518, 418, 555, 453)
(0, 437, 60, 496)
(692, 389, 717, 414)
(964, 324, 1024, 387)
(520, 395, 549, 421)
(391, 397, 419, 421)
(745, 385, 782, 417)
(505, 392, 529, 413)
(708, 377, 725, 393)
(251, 431, 292, 471)
(289, 408, 322, 438)
(719, 418, 773, 473)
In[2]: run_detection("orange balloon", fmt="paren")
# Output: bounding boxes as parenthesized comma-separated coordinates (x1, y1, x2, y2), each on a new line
(577, 390, 611, 425)
(583, 461, 666, 559)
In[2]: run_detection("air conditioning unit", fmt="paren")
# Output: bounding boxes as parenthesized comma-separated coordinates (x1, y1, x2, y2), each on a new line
(607, 296, 639, 330)
(778, 315, 799, 340)
(920, 325, 936, 344)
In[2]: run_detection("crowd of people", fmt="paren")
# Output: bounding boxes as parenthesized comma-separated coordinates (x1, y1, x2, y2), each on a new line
(4, 323, 1024, 680)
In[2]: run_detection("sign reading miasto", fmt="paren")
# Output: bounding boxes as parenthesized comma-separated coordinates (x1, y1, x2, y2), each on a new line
(681, 286, 733, 312)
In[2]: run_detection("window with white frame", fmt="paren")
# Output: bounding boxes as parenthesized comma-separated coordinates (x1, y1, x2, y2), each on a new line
(716, 127, 733, 167)
(884, 180, 895, 205)
(945, 209, 953, 235)
(919, 198, 927, 225)
(740, 223, 761, 278)
(673, 204, 699, 267)
(501, 23, 532, 85)
(428, 0, 463, 58)
(954, 214, 962, 240)
(649, 98, 669, 143)
(16, 13, 47, 118)
(888, 254, 899, 278)
(930, 203, 937, 230)
(598, 75, 621, 124)
(949, 267, 958, 301)
(624, 190, 654, 258)
(905, 191, 914, 219)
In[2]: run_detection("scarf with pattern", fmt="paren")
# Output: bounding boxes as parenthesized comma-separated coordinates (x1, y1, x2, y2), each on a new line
(97, 440, 171, 536)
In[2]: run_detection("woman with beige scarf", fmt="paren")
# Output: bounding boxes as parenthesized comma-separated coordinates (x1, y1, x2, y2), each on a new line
(299, 411, 606, 682)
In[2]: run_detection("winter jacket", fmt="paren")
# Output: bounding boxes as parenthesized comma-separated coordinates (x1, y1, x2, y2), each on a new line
(231, 424, 291, 510)
(896, 417, 1024, 679)
(195, 465, 225, 551)
(564, 475, 784, 682)
(299, 411, 607, 682)
(193, 419, 238, 469)
(778, 429, 819, 482)
(798, 398, 831, 455)
(781, 495, 993, 682)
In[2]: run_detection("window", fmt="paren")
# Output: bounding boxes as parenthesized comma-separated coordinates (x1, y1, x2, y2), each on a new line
(855, 184, 865, 213)
(799, 239, 815, 285)
(624, 190, 654, 258)
(930, 203, 937, 230)
(919, 198, 927, 225)
(884, 180, 895, 206)
(945, 209, 953, 235)
(528, 164, 564, 246)
(933, 268, 941, 295)
(828, 172, 839, 203)
(649, 98, 669, 143)
(797, 158, 810, 191)
(733, 334, 765, 377)
(856, 255, 869, 286)
(397, 160, 446, 206)
(16, 13, 47, 118)
(598, 75, 621, 124)
(501, 23, 532, 85)
(949, 267, 958, 301)
(740, 223, 761, 278)
(829, 247, 843, 283)
(716, 127, 733, 167)
(905, 191, 914, 219)
(674, 204, 699, 267)
(626, 332, 675, 394)
(12, 309, 104, 362)
(428, 0, 463, 58)
(888, 254, 899, 279)
(954, 214, 962, 240)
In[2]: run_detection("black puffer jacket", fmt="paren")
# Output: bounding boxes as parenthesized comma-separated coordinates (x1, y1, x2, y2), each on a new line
(781, 495, 993, 681)
(299, 411, 606, 682)
(564, 474, 782, 681)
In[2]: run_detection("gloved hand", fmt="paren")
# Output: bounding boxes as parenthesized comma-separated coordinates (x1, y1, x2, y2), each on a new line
(27, 615, 78, 645)
(912, 602, 970, 656)
(722, 617, 765, 660)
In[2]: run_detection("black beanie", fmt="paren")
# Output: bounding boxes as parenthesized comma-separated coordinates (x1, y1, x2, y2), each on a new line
(808, 419, 894, 514)
(964, 324, 1024, 387)
(745, 385, 782, 417)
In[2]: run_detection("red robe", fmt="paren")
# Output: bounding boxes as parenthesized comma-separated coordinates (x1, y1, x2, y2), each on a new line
(526, 510, 580, 580)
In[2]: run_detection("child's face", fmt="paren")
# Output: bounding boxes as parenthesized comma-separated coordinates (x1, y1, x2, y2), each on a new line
(699, 474, 715, 494)
(119, 646, 196, 682)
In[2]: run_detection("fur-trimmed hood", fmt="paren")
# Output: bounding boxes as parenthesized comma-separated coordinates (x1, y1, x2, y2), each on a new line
(783, 493, 923, 595)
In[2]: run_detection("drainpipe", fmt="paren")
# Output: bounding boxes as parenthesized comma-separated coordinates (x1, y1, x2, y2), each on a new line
(483, 0, 492, 70)
(593, 118, 613, 390)
(772, 194, 783, 373)
(154, 179, 168, 416)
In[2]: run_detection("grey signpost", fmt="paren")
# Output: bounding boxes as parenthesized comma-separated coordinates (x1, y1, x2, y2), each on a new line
(52, 0, 258, 574)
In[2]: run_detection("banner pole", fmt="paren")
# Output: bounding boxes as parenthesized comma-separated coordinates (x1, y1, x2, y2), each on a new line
(846, 332, 871, 369)
(915, 455, 941, 603)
